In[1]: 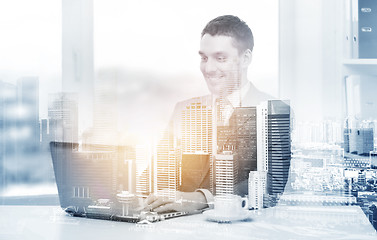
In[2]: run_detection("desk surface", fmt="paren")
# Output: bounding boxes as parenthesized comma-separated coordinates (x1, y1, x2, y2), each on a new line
(1, 205, 376, 240)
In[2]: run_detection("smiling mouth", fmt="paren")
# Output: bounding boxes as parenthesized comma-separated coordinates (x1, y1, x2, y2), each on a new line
(206, 76, 224, 82)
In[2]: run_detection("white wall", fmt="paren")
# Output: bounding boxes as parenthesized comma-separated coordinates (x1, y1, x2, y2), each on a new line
(279, 0, 343, 122)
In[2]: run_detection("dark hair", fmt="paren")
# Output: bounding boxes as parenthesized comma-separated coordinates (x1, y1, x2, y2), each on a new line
(201, 15, 254, 53)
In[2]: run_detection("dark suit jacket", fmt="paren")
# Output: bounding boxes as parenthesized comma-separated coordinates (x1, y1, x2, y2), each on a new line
(168, 83, 274, 194)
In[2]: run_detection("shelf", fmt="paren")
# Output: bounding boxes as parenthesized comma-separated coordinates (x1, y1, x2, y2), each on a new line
(342, 59, 377, 76)
(343, 59, 377, 65)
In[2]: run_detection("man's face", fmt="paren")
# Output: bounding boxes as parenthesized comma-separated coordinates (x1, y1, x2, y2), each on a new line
(199, 34, 244, 97)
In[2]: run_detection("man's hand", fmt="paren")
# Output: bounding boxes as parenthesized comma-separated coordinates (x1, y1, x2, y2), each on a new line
(143, 191, 208, 213)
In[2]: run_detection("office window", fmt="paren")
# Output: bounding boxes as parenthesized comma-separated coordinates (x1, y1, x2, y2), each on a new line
(0, 0, 61, 198)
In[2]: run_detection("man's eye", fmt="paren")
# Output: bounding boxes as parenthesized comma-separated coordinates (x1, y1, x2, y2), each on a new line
(201, 56, 208, 62)
(217, 57, 226, 62)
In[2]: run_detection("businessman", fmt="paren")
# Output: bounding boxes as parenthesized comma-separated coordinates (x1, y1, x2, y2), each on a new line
(145, 15, 273, 213)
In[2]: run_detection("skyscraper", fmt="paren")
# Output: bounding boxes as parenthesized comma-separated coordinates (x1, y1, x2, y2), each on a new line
(258, 100, 291, 207)
(156, 128, 178, 200)
(215, 107, 257, 196)
(215, 152, 238, 195)
(349, 128, 374, 155)
(135, 144, 153, 195)
(344, 128, 350, 153)
(248, 171, 267, 209)
(257, 104, 269, 172)
(214, 106, 258, 196)
(229, 107, 257, 196)
(48, 93, 79, 145)
(0, 80, 17, 189)
(0, 78, 40, 154)
(83, 70, 120, 150)
(180, 98, 213, 154)
(40, 118, 50, 151)
(62, 0, 94, 132)
(0, 78, 40, 189)
(179, 96, 213, 192)
(216, 122, 237, 195)
(217, 124, 236, 154)
(17, 77, 40, 152)
(121, 145, 136, 194)
(181, 152, 210, 192)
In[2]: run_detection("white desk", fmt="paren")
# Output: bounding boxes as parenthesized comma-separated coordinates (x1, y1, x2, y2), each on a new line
(0, 205, 376, 240)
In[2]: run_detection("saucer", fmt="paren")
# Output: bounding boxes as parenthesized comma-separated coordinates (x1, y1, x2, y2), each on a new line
(203, 209, 250, 223)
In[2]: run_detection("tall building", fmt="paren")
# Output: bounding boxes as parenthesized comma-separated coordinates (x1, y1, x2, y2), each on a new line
(358, 170, 367, 185)
(344, 128, 350, 153)
(40, 118, 50, 151)
(135, 145, 153, 195)
(180, 98, 213, 154)
(0, 81, 22, 155)
(117, 145, 135, 194)
(155, 128, 178, 200)
(181, 152, 210, 192)
(215, 152, 238, 195)
(16, 77, 40, 152)
(179, 97, 214, 192)
(0, 80, 17, 188)
(216, 122, 237, 195)
(348, 128, 374, 155)
(257, 100, 291, 207)
(48, 93, 79, 145)
(215, 106, 257, 196)
(0, 78, 40, 189)
(217, 124, 237, 153)
(257, 104, 269, 172)
(229, 107, 257, 196)
(83, 70, 120, 150)
(0, 78, 40, 153)
(248, 171, 267, 209)
(62, 0, 94, 133)
(369, 203, 377, 230)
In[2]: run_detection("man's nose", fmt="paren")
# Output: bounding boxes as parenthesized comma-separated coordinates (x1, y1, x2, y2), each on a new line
(204, 58, 217, 74)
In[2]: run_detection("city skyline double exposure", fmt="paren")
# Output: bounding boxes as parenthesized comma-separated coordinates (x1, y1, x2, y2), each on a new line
(1, 0, 377, 236)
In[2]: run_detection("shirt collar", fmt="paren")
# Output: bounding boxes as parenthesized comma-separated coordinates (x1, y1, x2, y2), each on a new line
(226, 81, 251, 108)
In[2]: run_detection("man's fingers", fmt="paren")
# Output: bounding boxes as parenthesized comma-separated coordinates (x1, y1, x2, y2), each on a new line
(143, 195, 174, 211)
(141, 194, 158, 211)
(146, 194, 158, 205)
(153, 203, 177, 213)
(149, 198, 173, 210)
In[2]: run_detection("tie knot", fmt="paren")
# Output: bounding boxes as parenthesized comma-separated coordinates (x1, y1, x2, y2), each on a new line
(216, 97, 234, 123)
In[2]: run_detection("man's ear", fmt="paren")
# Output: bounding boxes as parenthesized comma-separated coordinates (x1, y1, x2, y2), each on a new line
(242, 49, 252, 67)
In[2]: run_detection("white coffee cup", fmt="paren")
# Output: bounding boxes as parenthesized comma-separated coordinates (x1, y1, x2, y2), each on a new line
(214, 194, 248, 215)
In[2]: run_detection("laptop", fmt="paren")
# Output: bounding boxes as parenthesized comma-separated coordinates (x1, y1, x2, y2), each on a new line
(50, 142, 202, 223)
